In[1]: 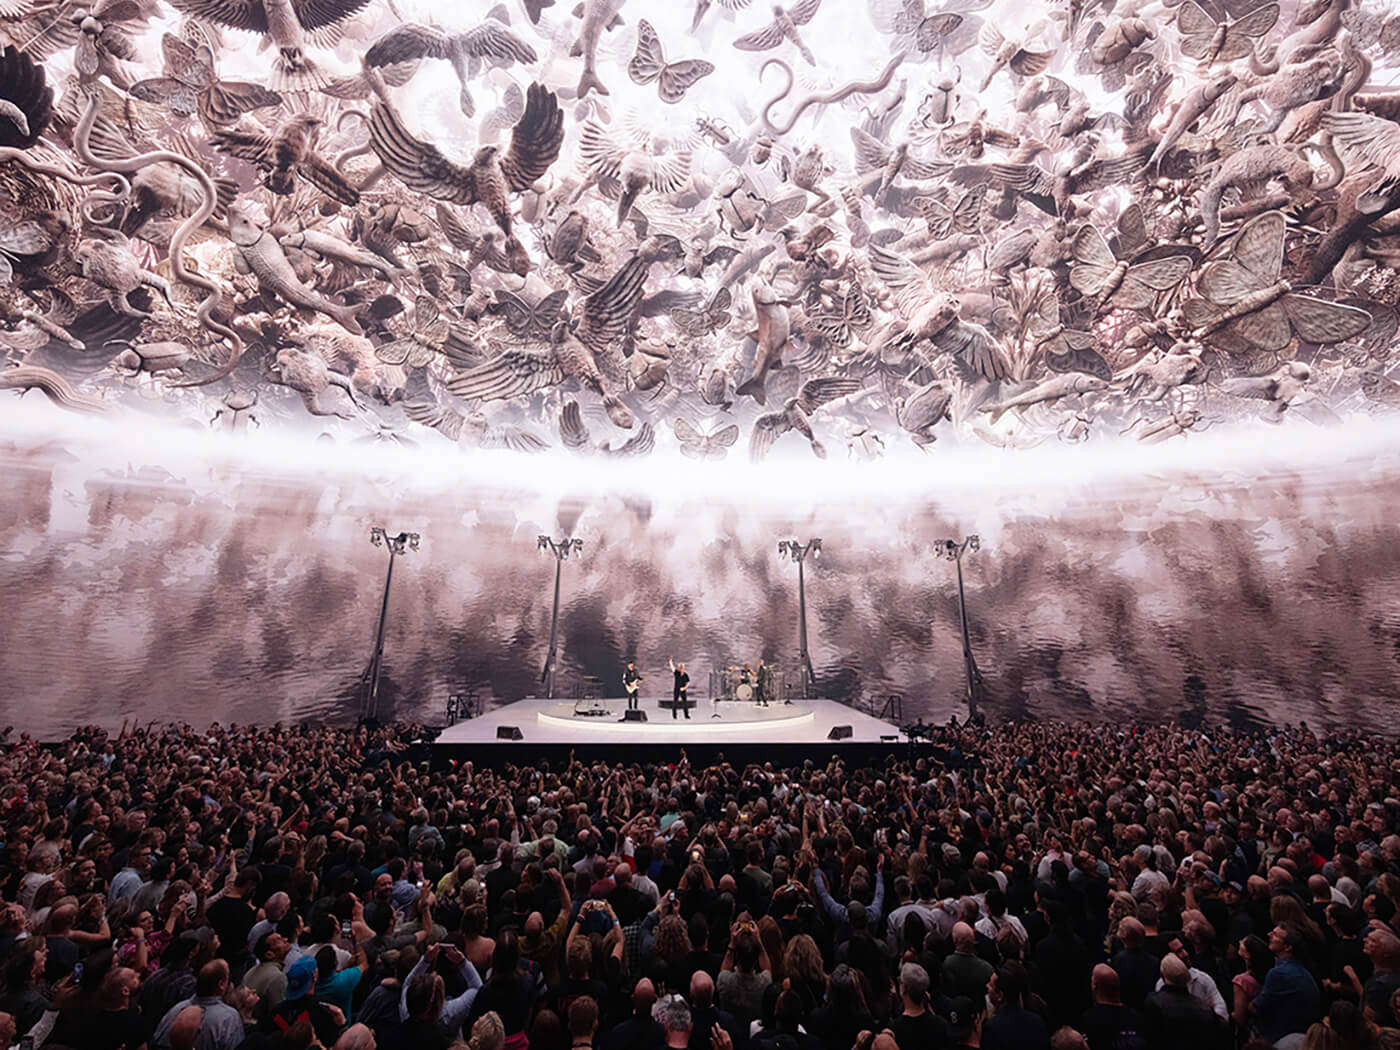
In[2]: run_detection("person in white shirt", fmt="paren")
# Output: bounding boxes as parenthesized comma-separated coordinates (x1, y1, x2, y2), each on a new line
(630, 843, 661, 906)
(1130, 846, 1171, 904)
(976, 888, 1028, 947)
(1154, 933, 1228, 1020)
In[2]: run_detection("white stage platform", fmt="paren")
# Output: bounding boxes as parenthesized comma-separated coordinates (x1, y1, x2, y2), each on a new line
(434, 697, 906, 749)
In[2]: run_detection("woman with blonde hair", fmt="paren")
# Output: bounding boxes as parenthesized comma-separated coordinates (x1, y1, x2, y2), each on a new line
(784, 933, 826, 1013)
(1106, 892, 1138, 953)
(758, 916, 786, 985)
(466, 1010, 505, 1050)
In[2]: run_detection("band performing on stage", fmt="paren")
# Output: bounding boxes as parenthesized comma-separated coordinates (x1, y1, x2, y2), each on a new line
(603, 657, 788, 718)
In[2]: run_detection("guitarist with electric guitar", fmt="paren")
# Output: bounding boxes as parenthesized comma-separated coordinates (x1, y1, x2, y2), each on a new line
(623, 662, 643, 711)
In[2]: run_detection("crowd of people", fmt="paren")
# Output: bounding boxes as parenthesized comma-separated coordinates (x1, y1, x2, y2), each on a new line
(0, 717, 1396, 1050)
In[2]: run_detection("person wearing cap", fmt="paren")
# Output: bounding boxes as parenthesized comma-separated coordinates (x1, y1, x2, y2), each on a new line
(265, 953, 345, 1047)
(1220, 879, 1255, 947)
(944, 995, 985, 1050)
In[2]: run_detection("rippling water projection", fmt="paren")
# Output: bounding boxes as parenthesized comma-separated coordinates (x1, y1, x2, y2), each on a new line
(4, 400, 1400, 739)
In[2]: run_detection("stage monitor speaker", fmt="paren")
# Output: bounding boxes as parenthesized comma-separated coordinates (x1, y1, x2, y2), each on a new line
(828, 725, 853, 740)
(623, 710, 648, 722)
(496, 726, 523, 740)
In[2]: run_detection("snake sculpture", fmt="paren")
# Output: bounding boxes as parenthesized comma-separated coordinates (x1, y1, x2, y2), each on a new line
(761, 53, 906, 137)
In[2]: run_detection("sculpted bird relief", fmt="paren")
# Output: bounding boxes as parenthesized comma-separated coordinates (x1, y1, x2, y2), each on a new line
(364, 18, 538, 118)
(2, 0, 1397, 444)
(165, 0, 374, 89)
(447, 255, 646, 430)
(210, 113, 358, 205)
(368, 81, 564, 247)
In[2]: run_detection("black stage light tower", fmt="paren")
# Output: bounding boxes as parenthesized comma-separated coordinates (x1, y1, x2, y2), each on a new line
(777, 538, 822, 699)
(362, 528, 420, 722)
(934, 534, 986, 719)
(538, 535, 584, 700)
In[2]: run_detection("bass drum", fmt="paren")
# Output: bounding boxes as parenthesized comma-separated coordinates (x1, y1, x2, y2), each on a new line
(735, 683, 754, 702)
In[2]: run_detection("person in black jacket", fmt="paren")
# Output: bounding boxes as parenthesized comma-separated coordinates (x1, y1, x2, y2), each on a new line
(1142, 955, 1223, 1050)
(1079, 965, 1147, 1050)
(670, 659, 691, 720)
(1110, 918, 1159, 1012)
(1033, 900, 1092, 1029)
(604, 978, 664, 1050)
(983, 962, 1050, 1050)
(0, 940, 47, 1040)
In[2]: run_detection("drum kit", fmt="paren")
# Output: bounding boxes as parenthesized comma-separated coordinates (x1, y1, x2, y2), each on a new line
(711, 665, 786, 704)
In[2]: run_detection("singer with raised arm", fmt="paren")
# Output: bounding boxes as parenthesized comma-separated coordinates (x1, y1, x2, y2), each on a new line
(623, 661, 642, 711)
(668, 657, 691, 720)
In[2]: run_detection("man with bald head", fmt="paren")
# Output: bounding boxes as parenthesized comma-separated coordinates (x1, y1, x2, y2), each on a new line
(608, 861, 650, 927)
(1079, 964, 1146, 1050)
(689, 970, 741, 1050)
(943, 922, 994, 1001)
(168, 1004, 204, 1050)
(331, 1024, 377, 1050)
(246, 891, 291, 955)
(520, 866, 571, 987)
(153, 960, 245, 1050)
(605, 978, 663, 1050)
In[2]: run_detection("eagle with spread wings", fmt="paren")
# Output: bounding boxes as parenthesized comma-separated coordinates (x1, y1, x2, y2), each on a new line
(368, 81, 563, 239)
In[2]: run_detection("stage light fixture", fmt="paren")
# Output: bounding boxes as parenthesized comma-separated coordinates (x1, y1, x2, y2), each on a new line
(776, 538, 822, 698)
(933, 534, 986, 718)
(362, 526, 421, 722)
(538, 535, 585, 699)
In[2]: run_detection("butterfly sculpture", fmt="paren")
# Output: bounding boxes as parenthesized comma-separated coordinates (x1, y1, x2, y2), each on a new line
(628, 20, 714, 103)
(913, 185, 985, 239)
(1029, 295, 1112, 381)
(672, 418, 741, 459)
(1069, 224, 1192, 311)
(129, 33, 281, 125)
(884, 0, 985, 57)
(671, 287, 732, 337)
(1108, 203, 1150, 261)
(1180, 211, 1372, 352)
(490, 289, 570, 342)
(807, 285, 874, 347)
(374, 295, 452, 367)
(1175, 2, 1278, 65)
